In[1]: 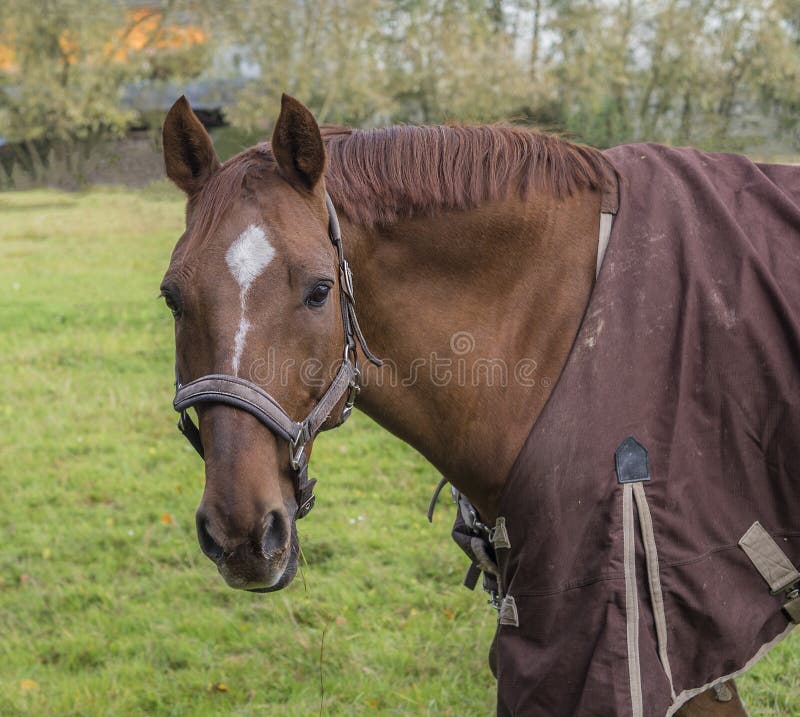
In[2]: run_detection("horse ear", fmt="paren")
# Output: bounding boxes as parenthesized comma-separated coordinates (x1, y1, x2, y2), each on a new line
(271, 94, 325, 191)
(162, 96, 220, 197)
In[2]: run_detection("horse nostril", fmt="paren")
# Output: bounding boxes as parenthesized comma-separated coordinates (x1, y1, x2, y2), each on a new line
(196, 513, 225, 564)
(261, 510, 289, 558)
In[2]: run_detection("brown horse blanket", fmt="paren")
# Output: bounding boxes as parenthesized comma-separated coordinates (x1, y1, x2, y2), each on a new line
(494, 144, 800, 716)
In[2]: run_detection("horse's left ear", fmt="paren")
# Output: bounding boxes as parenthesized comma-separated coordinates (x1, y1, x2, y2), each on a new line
(271, 94, 325, 191)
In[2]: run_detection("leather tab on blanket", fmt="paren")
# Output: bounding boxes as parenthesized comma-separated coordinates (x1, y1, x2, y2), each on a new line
(492, 517, 511, 550)
(499, 595, 519, 627)
(738, 521, 800, 595)
(784, 596, 800, 624)
(615, 436, 650, 484)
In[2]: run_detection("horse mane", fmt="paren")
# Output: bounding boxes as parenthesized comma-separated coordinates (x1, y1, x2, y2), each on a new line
(190, 123, 610, 234)
(322, 125, 610, 226)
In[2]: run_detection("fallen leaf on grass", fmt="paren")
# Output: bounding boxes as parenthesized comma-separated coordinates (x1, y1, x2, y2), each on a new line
(210, 683, 229, 692)
(160, 513, 174, 525)
(335, 615, 347, 626)
(443, 609, 455, 619)
(20, 679, 38, 691)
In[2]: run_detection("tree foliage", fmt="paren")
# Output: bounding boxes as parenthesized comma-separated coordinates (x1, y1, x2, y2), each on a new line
(210, 0, 798, 151)
(0, 0, 209, 181)
(543, 0, 800, 149)
(0, 0, 797, 173)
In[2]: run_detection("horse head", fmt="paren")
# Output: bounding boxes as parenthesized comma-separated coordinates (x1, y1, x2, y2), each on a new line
(161, 94, 359, 592)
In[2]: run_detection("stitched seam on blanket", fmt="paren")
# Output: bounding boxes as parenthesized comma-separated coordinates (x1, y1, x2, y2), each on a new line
(663, 531, 800, 569)
(663, 623, 797, 717)
(513, 532, 800, 597)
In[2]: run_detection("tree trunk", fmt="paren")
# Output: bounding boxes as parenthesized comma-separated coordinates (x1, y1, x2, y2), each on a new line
(530, 0, 542, 79)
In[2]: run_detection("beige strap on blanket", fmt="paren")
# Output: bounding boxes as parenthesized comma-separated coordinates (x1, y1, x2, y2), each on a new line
(633, 482, 677, 700)
(596, 212, 614, 278)
(622, 483, 644, 717)
(739, 521, 800, 594)
(617, 436, 677, 715)
(739, 521, 800, 623)
(622, 481, 678, 717)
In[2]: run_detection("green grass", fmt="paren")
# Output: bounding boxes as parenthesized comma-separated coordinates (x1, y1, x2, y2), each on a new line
(0, 187, 797, 716)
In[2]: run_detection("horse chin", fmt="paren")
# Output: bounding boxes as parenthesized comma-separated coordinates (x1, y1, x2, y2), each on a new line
(218, 547, 298, 593)
(246, 520, 299, 593)
(246, 556, 297, 593)
(217, 521, 300, 593)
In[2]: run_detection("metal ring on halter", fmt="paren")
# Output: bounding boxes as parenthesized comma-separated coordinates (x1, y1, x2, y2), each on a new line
(342, 372, 361, 423)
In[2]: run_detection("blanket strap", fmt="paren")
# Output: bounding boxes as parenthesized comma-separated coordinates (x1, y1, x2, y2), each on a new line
(739, 521, 800, 623)
(432, 481, 505, 610)
(621, 482, 644, 717)
(616, 436, 678, 717)
(632, 481, 677, 700)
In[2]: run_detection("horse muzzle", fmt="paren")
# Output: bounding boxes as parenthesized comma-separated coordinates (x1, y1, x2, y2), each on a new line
(195, 507, 299, 592)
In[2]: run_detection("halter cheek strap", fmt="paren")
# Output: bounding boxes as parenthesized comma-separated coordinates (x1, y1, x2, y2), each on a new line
(171, 192, 381, 519)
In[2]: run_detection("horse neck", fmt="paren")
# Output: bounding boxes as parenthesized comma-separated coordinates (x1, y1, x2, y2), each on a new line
(343, 189, 602, 520)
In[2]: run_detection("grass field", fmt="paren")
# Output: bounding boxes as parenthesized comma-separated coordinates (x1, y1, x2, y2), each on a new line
(0, 187, 798, 716)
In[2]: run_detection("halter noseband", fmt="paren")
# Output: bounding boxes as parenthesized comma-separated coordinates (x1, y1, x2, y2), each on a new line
(172, 192, 382, 520)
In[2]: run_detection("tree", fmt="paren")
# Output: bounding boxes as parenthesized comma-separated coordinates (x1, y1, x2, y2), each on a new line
(0, 0, 211, 183)
(539, 0, 799, 150)
(1, 0, 797, 185)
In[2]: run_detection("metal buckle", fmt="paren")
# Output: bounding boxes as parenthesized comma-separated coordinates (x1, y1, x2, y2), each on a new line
(483, 574, 502, 611)
(342, 379, 360, 424)
(296, 493, 316, 519)
(341, 362, 361, 422)
(461, 499, 491, 538)
(290, 426, 308, 471)
(341, 259, 355, 300)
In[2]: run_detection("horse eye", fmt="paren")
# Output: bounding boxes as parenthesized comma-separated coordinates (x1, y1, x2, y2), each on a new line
(305, 282, 331, 308)
(161, 288, 182, 317)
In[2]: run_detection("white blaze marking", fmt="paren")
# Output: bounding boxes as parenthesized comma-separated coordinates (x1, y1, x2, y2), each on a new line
(225, 224, 275, 375)
(231, 318, 252, 375)
(226, 224, 276, 292)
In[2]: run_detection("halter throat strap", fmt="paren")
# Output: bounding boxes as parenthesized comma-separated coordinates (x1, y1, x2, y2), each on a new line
(171, 192, 380, 519)
(326, 193, 382, 365)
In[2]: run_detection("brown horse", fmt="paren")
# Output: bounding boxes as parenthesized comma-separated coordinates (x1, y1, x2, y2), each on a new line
(159, 94, 796, 715)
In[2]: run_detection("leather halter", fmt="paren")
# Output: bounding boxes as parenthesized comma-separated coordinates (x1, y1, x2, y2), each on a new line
(172, 193, 381, 519)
